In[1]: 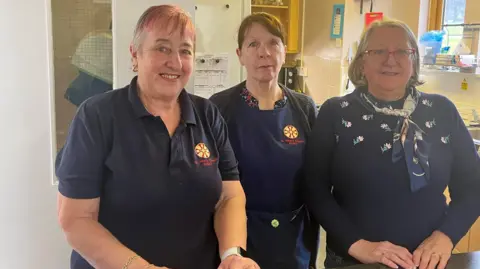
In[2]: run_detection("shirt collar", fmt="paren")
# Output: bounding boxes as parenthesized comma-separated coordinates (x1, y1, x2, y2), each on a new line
(127, 76, 196, 125)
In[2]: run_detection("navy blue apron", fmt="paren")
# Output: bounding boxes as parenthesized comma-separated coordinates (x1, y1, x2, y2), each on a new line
(228, 99, 311, 269)
(247, 206, 310, 269)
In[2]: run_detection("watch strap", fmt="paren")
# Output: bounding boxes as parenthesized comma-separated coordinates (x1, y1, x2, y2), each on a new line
(220, 247, 244, 261)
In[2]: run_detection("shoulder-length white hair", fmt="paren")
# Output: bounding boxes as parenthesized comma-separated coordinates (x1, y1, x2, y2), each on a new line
(348, 19, 424, 88)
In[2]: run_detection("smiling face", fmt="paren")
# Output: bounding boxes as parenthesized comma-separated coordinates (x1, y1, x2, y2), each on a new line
(362, 26, 414, 94)
(237, 21, 286, 83)
(130, 6, 195, 100)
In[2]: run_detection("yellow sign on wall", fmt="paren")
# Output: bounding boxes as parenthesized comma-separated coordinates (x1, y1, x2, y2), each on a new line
(461, 79, 468, 91)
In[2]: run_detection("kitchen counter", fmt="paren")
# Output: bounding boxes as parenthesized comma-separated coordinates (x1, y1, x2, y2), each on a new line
(469, 127, 480, 149)
(336, 252, 480, 269)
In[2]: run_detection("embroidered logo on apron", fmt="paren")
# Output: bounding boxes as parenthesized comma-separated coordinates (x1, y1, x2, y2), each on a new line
(283, 125, 299, 139)
(282, 125, 304, 145)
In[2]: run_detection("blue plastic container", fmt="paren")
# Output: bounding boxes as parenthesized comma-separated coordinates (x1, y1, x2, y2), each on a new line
(423, 41, 442, 56)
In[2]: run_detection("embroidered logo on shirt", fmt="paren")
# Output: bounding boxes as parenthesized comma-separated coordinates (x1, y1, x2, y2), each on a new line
(353, 136, 364, 145)
(335, 134, 340, 143)
(380, 123, 392, 132)
(425, 119, 436, 129)
(362, 114, 374, 121)
(195, 143, 211, 158)
(422, 99, 433, 107)
(342, 119, 352, 128)
(194, 143, 217, 166)
(340, 101, 349, 108)
(282, 125, 304, 145)
(380, 143, 392, 153)
(441, 135, 451, 144)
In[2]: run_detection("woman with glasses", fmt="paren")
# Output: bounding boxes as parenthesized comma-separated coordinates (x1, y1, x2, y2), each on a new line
(305, 19, 480, 269)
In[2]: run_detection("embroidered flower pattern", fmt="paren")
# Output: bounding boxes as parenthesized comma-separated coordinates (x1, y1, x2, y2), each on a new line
(362, 114, 374, 121)
(340, 101, 349, 108)
(335, 134, 339, 143)
(353, 136, 364, 145)
(380, 123, 392, 132)
(381, 143, 392, 153)
(425, 119, 436, 129)
(342, 119, 352, 128)
(393, 133, 401, 143)
(441, 135, 451, 144)
(240, 88, 287, 109)
(422, 99, 433, 107)
(413, 157, 419, 164)
(415, 131, 424, 141)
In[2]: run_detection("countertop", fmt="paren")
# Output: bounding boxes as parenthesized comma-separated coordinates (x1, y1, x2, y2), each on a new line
(337, 251, 480, 269)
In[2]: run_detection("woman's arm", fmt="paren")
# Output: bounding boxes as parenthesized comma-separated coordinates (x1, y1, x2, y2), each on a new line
(209, 101, 247, 254)
(214, 181, 247, 254)
(58, 195, 151, 269)
(437, 99, 480, 244)
(413, 98, 480, 269)
(304, 99, 362, 253)
(56, 101, 154, 269)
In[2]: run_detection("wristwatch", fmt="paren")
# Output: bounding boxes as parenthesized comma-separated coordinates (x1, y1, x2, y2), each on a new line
(220, 247, 248, 261)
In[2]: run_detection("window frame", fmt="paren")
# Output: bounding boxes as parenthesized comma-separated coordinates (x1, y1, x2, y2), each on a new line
(428, 0, 444, 31)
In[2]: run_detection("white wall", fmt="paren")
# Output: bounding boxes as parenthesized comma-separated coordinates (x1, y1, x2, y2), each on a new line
(194, 0, 245, 90)
(302, 0, 345, 104)
(0, 0, 70, 268)
(419, 71, 480, 121)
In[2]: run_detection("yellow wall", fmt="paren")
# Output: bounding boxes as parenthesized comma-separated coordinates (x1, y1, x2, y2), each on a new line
(465, 0, 480, 23)
(391, 0, 421, 36)
(301, 0, 425, 104)
(302, 0, 344, 104)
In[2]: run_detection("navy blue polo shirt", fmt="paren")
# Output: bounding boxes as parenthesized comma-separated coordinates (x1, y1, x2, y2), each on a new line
(56, 77, 240, 269)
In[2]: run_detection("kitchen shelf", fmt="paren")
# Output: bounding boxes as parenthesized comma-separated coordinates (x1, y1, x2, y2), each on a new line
(251, 4, 289, 9)
(251, 0, 301, 53)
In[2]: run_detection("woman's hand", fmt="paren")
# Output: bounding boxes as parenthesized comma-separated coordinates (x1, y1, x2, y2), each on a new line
(218, 255, 260, 269)
(413, 230, 453, 269)
(348, 239, 416, 269)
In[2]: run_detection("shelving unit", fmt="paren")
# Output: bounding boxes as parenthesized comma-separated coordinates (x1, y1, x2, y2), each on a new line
(251, 4, 288, 9)
(251, 0, 301, 53)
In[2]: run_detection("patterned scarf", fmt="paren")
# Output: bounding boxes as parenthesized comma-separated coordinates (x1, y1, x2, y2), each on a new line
(359, 87, 431, 192)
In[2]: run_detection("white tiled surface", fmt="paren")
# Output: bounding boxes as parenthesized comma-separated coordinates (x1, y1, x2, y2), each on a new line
(418, 69, 480, 125)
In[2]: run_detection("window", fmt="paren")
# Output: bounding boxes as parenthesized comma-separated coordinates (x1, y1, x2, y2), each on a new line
(441, 0, 467, 50)
(51, 0, 113, 151)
